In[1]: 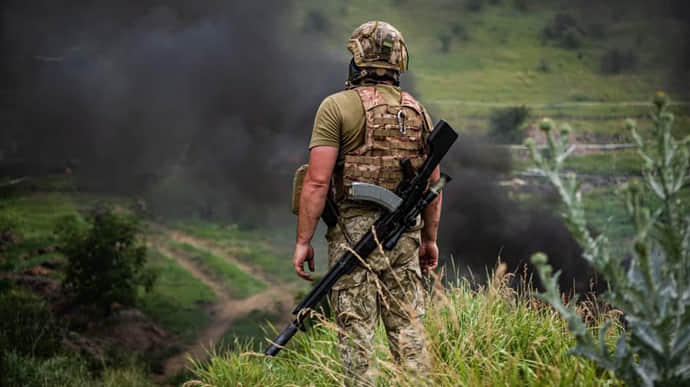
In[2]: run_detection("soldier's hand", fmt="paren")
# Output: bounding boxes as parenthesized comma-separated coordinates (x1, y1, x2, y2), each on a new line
(293, 242, 315, 281)
(419, 240, 439, 274)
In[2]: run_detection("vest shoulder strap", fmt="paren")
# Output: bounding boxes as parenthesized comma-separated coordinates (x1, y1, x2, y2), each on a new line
(355, 86, 388, 111)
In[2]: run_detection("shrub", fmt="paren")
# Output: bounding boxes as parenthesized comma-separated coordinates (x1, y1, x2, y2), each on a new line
(59, 206, 155, 314)
(526, 92, 690, 385)
(543, 13, 583, 49)
(487, 105, 530, 144)
(0, 289, 63, 357)
(303, 10, 330, 34)
(601, 48, 637, 74)
(464, 0, 483, 12)
(438, 32, 452, 53)
(451, 23, 470, 41)
(513, 0, 529, 11)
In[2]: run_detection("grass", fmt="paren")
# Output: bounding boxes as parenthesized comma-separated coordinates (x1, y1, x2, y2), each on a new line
(297, 0, 687, 104)
(170, 220, 298, 282)
(2, 351, 154, 387)
(0, 193, 82, 271)
(168, 240, 267, 298)
(217, 309, 282, 353)
(188, 270, 621, 386)
(138, 250, 216, 342)
(563, 150, 642, 175)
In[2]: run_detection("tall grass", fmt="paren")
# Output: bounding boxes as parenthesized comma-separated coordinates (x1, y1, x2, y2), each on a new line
(186, 266, 621, 386)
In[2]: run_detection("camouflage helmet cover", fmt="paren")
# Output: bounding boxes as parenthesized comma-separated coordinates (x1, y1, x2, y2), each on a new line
(347, 21, 408, 73)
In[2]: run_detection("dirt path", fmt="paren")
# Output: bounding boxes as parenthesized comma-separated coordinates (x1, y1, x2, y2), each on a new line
(149, 223, 272, 283)
(148, 228, 297, 380)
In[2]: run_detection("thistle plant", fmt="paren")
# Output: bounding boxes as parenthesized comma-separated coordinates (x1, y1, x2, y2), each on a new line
(526, 92, 690, 386)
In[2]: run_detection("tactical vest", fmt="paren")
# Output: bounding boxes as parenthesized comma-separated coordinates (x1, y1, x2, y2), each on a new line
(339, 86, 428, 199)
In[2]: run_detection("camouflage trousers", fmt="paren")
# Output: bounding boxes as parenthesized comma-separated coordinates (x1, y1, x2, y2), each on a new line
(326, 205, 430, 386)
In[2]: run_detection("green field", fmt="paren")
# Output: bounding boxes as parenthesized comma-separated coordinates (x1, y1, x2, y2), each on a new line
(167, 240, 267, 298)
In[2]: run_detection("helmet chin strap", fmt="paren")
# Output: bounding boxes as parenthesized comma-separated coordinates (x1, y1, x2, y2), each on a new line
(345, 59, 399, 89)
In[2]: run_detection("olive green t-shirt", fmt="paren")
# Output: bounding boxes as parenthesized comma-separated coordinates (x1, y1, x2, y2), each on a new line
(309, 84, 433, 164)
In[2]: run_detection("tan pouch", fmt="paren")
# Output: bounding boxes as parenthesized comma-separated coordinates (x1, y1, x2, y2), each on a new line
(291, 164, 309, 215)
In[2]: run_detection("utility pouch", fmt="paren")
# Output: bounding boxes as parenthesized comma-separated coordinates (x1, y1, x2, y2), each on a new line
(291, 164, 308, 215)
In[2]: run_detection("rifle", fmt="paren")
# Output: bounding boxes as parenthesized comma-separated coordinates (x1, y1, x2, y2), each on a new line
(265, 120, 458, 357)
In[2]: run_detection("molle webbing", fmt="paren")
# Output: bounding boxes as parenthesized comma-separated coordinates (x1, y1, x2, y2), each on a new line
(342, 86, 427, 192)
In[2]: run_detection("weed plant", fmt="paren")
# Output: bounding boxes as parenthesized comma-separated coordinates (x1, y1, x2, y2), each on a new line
(526, 92, 690, 385)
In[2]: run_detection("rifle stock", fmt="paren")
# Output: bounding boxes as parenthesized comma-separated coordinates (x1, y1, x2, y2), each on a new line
(265, 120, 457, 357)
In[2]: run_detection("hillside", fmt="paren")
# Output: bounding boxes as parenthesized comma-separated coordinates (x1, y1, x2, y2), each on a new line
(1, 1, 688, 386)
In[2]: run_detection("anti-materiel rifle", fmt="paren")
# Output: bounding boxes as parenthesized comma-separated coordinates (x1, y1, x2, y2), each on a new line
(265, 120, 458, 357)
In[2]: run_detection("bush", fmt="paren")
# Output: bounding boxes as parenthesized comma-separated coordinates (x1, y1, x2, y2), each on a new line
(526, 93, 690, 385)
(451, 23, 470, 41)
(464, 0, 483, 12)
(513, 0, 529, 11)
(601, 48, 637, 74)
(543, 13, 583, 49)
(487, 105, 530, 144)
(302, 10, 330, 34)
(59, 206, 155, 314)
(0, 289, 63, 358)
(437, 32, 452, 53)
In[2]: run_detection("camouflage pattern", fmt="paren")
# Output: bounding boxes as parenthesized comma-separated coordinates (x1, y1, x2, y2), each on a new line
(342, 86, 427, 192)
(327, 204, 429, 385)
(347, 21, 408, 73)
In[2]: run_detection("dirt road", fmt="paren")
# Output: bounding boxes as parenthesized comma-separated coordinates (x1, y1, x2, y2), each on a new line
(148, 225, 297, 379)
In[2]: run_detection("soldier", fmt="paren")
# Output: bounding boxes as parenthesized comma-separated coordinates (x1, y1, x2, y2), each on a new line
(292, 21, 442, 385)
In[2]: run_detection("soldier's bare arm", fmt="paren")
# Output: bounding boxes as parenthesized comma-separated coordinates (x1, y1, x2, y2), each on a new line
(293, 146, 338, 281)
(420, 165, 442, 272)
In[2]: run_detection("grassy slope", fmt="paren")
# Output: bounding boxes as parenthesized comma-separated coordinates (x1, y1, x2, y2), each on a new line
(168, 240, 267, 298)
(190, 276, 621, 386)
(0, 193, 80, 272)
(171, 220, 297, 282)
(295, 0, 689, 145)
(138, 250, 216, 342)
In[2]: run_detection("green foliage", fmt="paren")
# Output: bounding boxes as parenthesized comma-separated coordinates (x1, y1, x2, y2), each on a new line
(59, 206, 156, 314)
(0, 210, 21, 234)
(1, 351, 153, 387)
(0, 289, 63, 358)
(526, 93, 690, 386)
(488, 105, 530, 144)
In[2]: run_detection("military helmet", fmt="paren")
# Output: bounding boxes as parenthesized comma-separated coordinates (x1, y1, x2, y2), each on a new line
(347, 21, 408, 73)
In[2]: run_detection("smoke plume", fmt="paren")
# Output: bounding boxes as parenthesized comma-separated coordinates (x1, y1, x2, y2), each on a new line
(1, 0, 343, 221)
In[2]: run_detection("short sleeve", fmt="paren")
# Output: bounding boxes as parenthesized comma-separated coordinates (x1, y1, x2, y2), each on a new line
(309, 96, 342, 150)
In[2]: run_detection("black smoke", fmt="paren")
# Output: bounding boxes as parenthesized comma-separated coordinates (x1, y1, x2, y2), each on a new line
(1, 1, 342, 221)
(438, 135, 600, 294)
